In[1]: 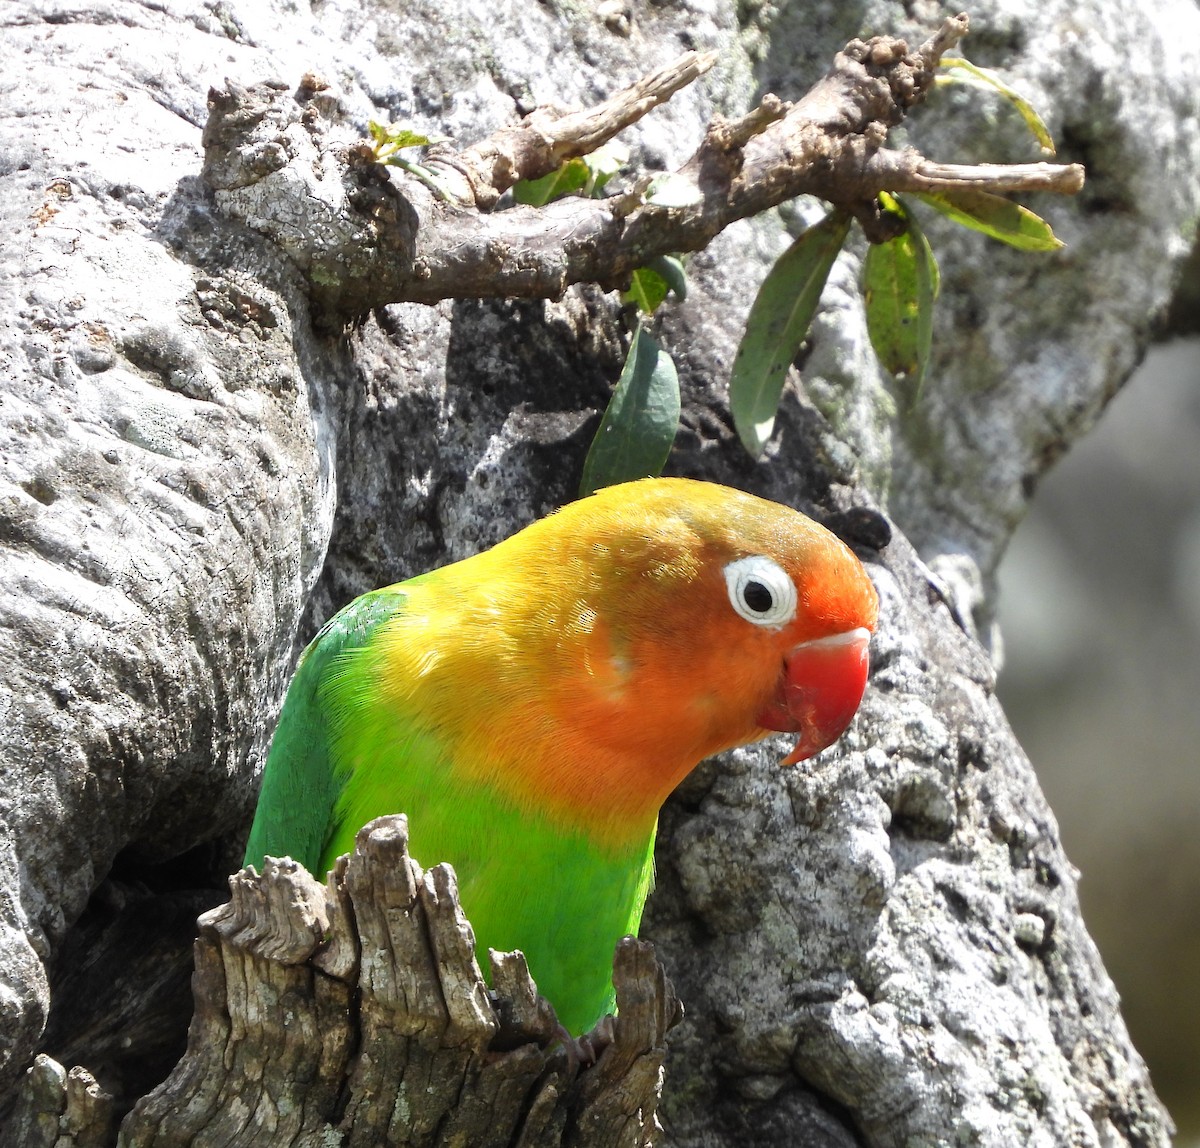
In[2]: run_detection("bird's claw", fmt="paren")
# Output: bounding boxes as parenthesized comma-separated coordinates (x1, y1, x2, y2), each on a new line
(557, 1013, 615, 1074)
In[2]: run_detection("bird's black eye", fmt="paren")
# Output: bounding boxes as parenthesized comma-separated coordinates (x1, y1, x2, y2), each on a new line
(742, 579, 774, 614)
(722, 556, 797, 628)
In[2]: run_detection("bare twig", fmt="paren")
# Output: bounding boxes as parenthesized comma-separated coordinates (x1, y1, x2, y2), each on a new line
(707, 95, 791, 152)
(533, 50, 718, 163)
(918, 12, 972, 71)
(899, 159, 1087, 195)
(432, 50, 718, 208)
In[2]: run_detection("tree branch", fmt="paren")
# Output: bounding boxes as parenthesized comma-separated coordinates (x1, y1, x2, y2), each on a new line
(879, 156, 1087, 195)
(432, 50, 720, 208)
(200, 11, 1083, 319)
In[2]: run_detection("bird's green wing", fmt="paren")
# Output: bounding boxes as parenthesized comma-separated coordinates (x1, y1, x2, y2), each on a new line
(242, 584, 413, 874)
(242, 570, 655, 1036)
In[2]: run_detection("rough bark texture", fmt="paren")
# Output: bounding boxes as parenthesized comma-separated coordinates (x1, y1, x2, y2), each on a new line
(2, 0, 1198, 1145)
(8, 817, 678, 1147)
(110, 817, 676, 1148)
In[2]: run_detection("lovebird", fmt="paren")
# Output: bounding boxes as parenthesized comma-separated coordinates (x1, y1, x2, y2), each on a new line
(243, 477, 878, 1035)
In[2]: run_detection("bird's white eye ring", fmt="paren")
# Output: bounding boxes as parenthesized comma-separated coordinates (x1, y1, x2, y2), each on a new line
(723, 556, 797, 629)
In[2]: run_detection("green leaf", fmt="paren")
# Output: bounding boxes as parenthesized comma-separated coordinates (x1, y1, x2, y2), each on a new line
(730, 211, 852, 457)
(914, 189, 1063, 251)
(514, 142, 629, 206)
(514, 158, 591, 207)
(863, 196, 938, 395)
(622, 256, 687, 314)
(378, 128, 435, 150)
(937, 57, 1056, 156)
(581, 141, 629, 194)
(623, 267, 671, 314)
(580, 324, 680, 497)
(645, 254, 687, 302)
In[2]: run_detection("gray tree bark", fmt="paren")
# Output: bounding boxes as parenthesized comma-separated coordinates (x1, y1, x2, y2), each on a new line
(1, 0, 1197, 1145)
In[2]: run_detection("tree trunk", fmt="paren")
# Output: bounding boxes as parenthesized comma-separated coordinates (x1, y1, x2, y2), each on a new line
(1, 0, 1196, 1145)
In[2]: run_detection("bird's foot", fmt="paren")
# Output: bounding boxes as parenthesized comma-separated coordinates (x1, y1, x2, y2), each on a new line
(558, 1013, 615, 1074)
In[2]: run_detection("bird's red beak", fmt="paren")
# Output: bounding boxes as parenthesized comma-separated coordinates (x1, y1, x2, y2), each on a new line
(755, 627, 872, 765)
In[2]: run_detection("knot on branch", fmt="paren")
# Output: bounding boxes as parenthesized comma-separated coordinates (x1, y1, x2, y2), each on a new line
(201, 80, 420, 318)
(118, 815, 681, 1147)
(202, 79, 298, 191)
(820, 13, 968, 137)
(838, 37, 921, 117)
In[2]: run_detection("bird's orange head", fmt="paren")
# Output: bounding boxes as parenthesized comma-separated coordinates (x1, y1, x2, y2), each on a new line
(422, 478, 879, 840)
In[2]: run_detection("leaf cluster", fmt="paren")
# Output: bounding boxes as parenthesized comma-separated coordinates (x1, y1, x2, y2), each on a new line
(728, 173, 1059, 457)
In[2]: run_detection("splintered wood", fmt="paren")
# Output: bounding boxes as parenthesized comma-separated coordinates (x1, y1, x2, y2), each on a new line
(119, 816, 682, 1148)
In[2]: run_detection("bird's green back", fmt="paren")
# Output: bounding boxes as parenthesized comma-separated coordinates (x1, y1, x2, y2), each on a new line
(243, 585, 414, 874)
(243, 578, 656, 1035)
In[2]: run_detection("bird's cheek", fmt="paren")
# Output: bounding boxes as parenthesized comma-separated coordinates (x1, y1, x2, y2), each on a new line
(754, 627, 872, 765)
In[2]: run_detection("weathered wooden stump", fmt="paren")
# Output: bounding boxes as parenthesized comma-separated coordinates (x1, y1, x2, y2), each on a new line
(103, 816, 680, 1147)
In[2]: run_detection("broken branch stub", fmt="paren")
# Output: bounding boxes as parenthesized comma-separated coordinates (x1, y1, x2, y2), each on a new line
(199, 12, 1083, 320)
(117, 815, 681, 1148)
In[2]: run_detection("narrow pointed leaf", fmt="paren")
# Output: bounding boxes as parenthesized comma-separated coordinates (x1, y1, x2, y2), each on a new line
(864, 197, 938, 395)
(580, 326, 680, 496)
(914, 189, 1063, 251)
(921, 207, 942, 300)
(938, 57, 1056, 155)
(730, 212, 851, 457)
